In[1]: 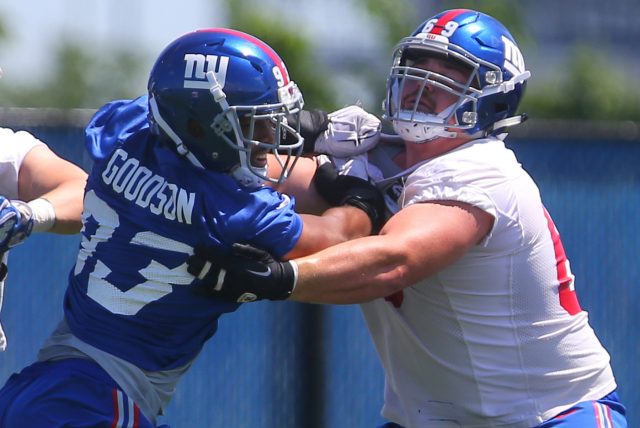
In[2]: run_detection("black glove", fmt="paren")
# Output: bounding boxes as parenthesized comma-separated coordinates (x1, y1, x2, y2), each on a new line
(187, 243, 297, 302)
(284, 109, 330, 154)
(313, 161, 386, 233)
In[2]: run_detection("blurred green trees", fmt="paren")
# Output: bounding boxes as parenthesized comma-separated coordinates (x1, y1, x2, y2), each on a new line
(0, 42, 145, 109)
(0, 0, 637, 121)
(523, 46, 640, 120)
(225, 0, 336, 110)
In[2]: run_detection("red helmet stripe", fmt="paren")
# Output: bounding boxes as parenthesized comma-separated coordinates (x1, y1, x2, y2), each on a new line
(199, 28, 290, 84)
(431, 9, 469, 34)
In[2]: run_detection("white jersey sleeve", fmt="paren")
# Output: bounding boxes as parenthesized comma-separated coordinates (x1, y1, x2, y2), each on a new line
(0, 127, 46, 198)
(361, 137, 616, 428)
(0, 127, 46, 352)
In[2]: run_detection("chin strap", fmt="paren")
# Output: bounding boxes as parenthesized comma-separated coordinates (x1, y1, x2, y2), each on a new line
(149, 96, 205, 169)
(482, 70, 531, 135)
(491, 113, 528, 133)
(206, 71, 267, 190)
(230, 165, 266, 189)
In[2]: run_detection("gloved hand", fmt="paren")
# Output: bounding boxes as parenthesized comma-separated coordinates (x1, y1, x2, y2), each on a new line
(187, 244, 297, 303)
(283, 109, 331, 153)
(312, 160, 385, 233)
(0, 196, 34, 253)
(286, 105, 381, 155)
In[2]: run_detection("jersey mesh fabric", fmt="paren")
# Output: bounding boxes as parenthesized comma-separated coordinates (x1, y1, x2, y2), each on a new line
(361, 137, 616, 428)
(36, 97, 304, 420)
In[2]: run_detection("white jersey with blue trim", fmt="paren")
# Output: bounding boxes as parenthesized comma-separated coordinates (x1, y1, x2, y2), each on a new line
(363, 137, 616, 428)
(0, 128, 46, 352)
(62, 96, 302, 371)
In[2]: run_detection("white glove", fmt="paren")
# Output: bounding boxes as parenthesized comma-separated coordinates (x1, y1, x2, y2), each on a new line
(0, 197, 34, 253)
(314, 105, 381, 157)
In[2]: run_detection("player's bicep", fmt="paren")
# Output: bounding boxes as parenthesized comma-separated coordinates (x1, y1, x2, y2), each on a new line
(381, 201, 494, 277)
(18, 145, 87, 201)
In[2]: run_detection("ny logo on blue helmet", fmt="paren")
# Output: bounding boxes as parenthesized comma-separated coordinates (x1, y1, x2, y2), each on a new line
(183, 54, 230, 89)
(148, 28, 305, 189)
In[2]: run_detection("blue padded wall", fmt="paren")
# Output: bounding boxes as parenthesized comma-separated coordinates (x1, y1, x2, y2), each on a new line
(0, 126, 637, 427)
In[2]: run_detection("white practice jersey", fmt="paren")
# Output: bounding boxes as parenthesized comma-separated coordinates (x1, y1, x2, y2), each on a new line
(0, 127, 45, 351)
(361, 137, 616, 428)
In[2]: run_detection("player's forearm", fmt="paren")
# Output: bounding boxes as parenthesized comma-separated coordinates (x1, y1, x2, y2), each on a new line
(268, 155, 331, 215)
(39, 178, 87, 234)
(287, 206, 372, 259)
(289, 235, 410, 304)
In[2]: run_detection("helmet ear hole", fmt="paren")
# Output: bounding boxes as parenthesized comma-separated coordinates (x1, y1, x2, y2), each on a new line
(494, 103, 508, 115)
(187, 118, 205, 139)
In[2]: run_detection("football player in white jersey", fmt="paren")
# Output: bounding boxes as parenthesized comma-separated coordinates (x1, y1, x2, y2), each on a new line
(187, 9, 628, 428)
(0, 115, 87, 352)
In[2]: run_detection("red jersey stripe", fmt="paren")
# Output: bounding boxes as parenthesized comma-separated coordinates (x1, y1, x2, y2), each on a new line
(543, 207, 582, 315)
(111, 389, 121, 428)
(132, 402, 141, 428)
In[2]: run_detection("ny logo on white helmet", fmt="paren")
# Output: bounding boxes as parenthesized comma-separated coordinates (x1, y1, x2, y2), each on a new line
(183, 54, 229, 89)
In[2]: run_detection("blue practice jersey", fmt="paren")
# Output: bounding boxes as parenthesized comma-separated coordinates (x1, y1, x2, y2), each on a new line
(65, 95, 303, 371)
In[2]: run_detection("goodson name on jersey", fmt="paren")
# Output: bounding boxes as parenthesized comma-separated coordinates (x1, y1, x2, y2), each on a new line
(101, 148, 195, 224)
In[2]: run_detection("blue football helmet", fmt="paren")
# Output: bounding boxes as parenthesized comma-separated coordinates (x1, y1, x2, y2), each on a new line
(383, 9, 530, 143)
(148, 28, 305, 188)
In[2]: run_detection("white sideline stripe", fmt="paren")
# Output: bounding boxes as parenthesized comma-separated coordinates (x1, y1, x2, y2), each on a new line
(198, 261, 211, 280)
(215, 268, 227, 291)
(594, 402, 612, 428)
(114, 389, 138, 428)
(115, 389, 125, 427)
(127, 398, 136, 428)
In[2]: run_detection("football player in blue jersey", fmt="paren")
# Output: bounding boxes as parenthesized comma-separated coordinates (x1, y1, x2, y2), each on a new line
(0, 29, 384, 428)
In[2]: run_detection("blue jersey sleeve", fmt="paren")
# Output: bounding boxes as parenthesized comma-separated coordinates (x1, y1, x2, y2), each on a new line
(231, 189, 302, 259)
(197, 178, 302, 259)
(85, 96, 149, 161)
